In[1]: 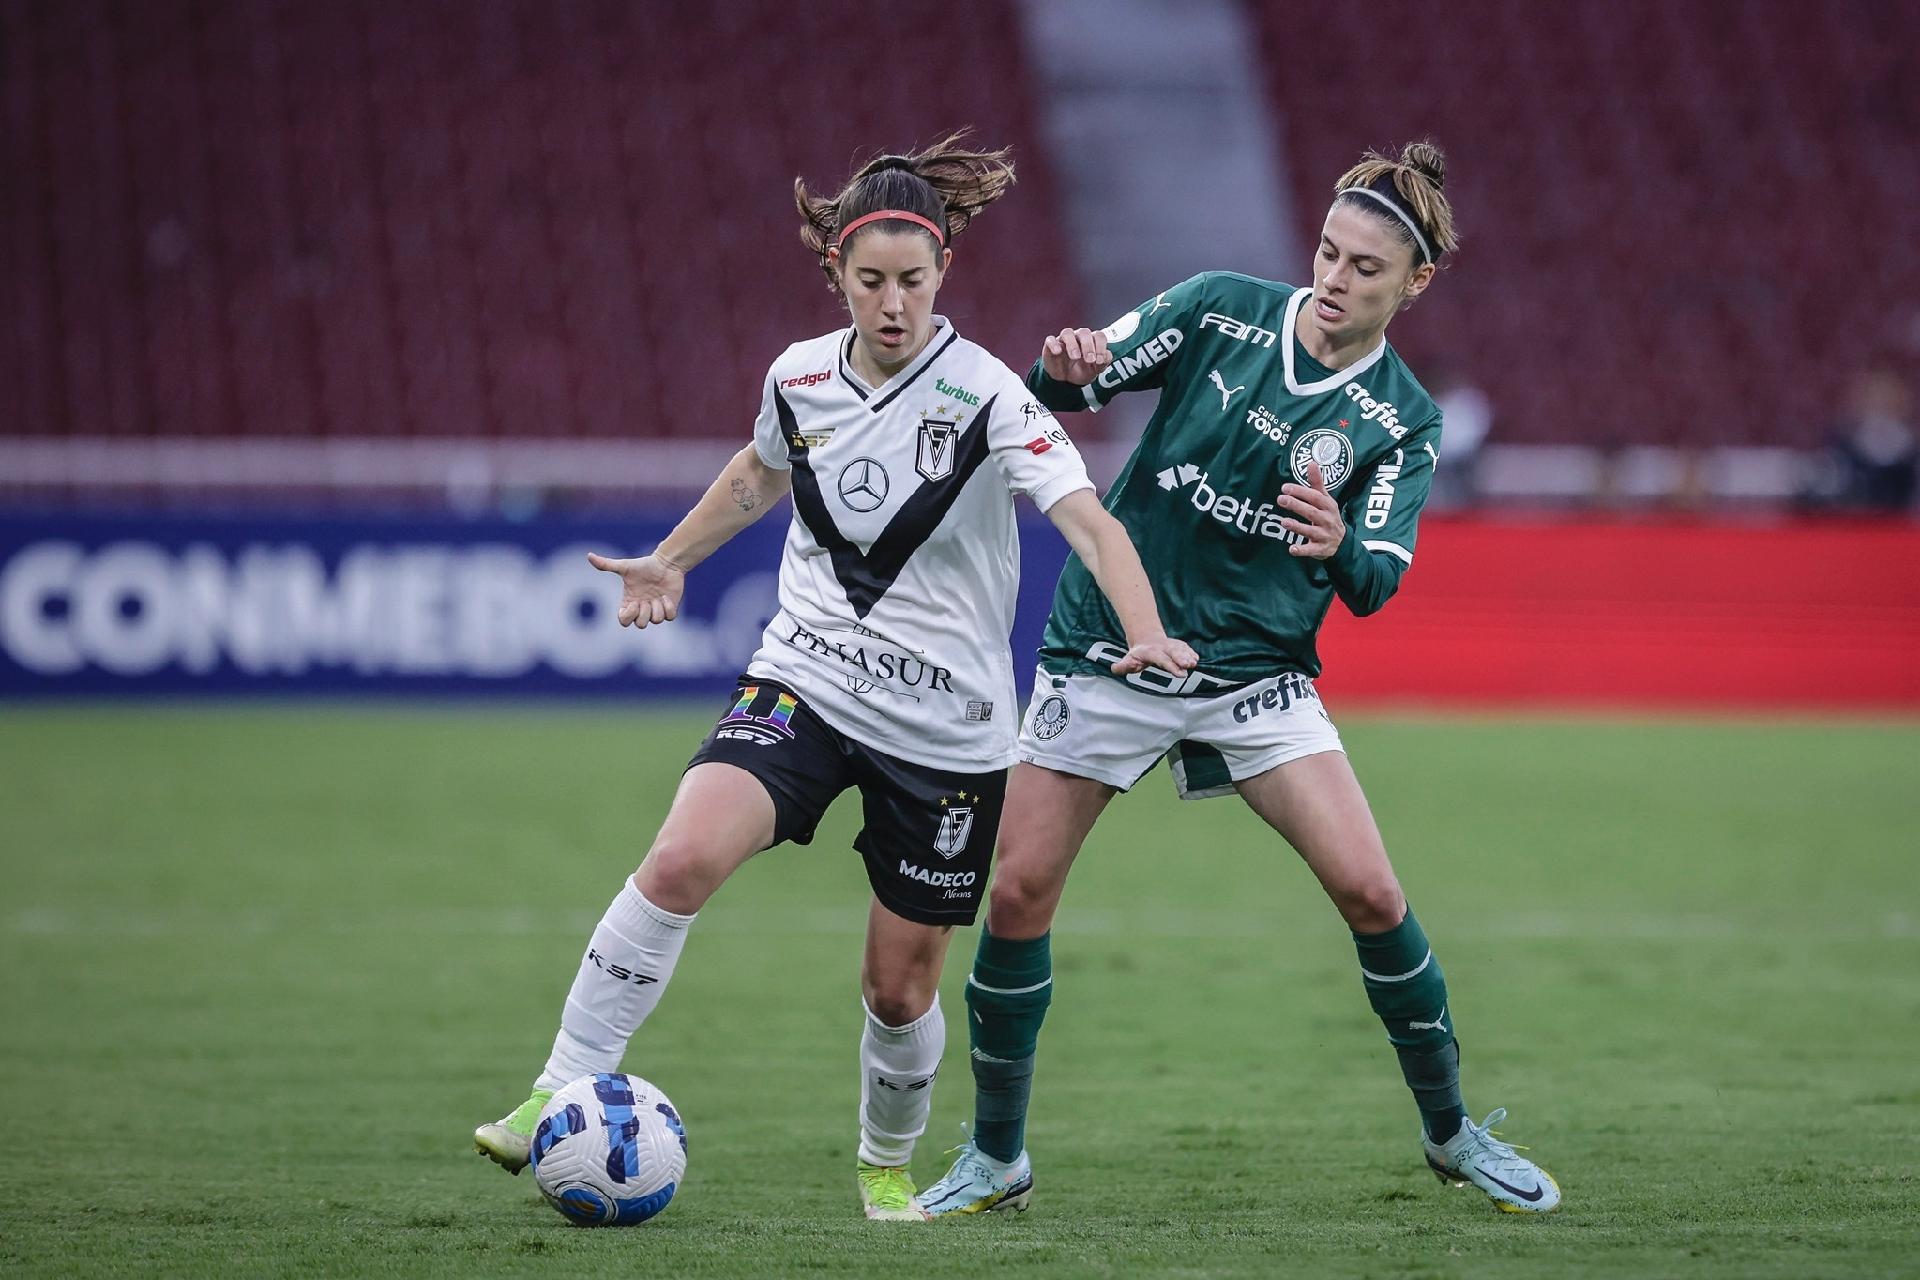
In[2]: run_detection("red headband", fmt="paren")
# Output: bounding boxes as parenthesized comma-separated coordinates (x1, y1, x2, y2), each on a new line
(833, 208, 947, 248)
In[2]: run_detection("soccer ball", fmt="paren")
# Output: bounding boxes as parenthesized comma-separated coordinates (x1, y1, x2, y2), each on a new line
(529, 1073, 688, 1226)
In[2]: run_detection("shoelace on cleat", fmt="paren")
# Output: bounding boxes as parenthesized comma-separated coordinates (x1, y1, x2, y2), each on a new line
(939, 1120, 974, 1162)
(858, 1164, 915, 1210)
(1456, 1108, 1534, 1173)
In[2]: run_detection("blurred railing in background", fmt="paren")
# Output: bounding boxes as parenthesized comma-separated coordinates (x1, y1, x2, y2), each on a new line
(3, 2, 1916, 705)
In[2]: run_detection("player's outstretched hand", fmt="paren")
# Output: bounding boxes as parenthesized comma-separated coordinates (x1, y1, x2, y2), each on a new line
(587, 551, 685, 628)
(1277, 459, 1346, 560)
(1109, 635, 1200, 678)
(1041, 327, 1112, 386)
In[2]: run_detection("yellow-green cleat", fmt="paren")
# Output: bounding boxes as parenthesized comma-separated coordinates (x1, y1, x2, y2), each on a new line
(857, 1160, 927, 1221)
(473, 1088, 553, 1175)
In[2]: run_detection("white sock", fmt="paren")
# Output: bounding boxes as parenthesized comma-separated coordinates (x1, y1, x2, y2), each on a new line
(535, 881, 696, 1093)
(856, 996, 945, 1166)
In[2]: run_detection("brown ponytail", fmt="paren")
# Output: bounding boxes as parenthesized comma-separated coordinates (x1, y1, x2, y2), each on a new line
(1333, 140, 1459, 266)
(794, 129, 1017, 293)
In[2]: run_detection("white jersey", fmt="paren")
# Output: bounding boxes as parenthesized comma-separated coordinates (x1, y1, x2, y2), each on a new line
(746, 318, 1093, 771)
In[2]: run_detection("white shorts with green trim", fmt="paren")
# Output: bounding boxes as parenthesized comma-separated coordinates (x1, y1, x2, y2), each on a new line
(1015, 666, 1345, 800)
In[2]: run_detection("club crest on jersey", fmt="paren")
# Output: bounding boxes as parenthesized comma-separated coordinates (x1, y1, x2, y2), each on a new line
(917, 415, 961, 482)
(1032, 693, 1071, 741)
(934, 793, 977, 860)
(1289, 428, 1354, 489)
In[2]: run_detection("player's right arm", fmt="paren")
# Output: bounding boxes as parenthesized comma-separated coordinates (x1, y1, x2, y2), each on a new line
(588, 369, 795, 629)
(1024, 274, 1208, 413)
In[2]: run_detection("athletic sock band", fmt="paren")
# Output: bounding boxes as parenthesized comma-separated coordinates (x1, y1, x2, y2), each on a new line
(966, 927, 1052, 1162)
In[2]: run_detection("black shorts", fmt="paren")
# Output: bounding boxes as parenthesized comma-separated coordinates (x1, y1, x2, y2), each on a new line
(685, 677, 1005, 926)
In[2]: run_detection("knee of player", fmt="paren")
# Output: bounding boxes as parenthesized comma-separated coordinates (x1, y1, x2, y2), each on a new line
(862, 981, 936, 1029)
(632, 838, 722, 914)
(986, 868, 1060, 935)
(1338, 877, 1407, 934)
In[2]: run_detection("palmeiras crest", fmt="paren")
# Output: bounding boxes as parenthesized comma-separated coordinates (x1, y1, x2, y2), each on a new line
(917, 414, 961, 482)
(933, 803, 974, 860)
(1288, 428, 1355, 489)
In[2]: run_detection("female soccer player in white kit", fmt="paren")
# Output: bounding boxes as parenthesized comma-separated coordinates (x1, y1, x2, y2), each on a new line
(474, 133, 1196, 1220)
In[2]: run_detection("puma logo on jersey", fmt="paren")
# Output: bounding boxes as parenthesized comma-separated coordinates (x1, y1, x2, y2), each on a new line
(1408, 1007, 1449, 1034)
(1208, 369, 1246, 411)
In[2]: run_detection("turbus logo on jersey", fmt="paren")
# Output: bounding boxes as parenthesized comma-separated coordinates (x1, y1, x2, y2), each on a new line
(932, 377, 980, 408)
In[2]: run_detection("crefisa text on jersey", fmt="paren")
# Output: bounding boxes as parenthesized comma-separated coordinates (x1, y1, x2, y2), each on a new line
(784, 619, 956, 692)
(1345, 383, 1406, 439)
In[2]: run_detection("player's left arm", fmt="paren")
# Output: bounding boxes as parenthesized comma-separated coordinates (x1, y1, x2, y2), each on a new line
(988, 381, 1196, 677)
(1044, 489, 1197, 677)
(1277, 416, 1442, 617)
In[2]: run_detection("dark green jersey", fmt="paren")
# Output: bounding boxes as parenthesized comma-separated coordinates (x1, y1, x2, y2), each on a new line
(1029, 272, 1442, 693)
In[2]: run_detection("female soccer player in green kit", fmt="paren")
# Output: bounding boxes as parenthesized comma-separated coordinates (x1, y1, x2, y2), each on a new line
(919, 142, 1561, 1217)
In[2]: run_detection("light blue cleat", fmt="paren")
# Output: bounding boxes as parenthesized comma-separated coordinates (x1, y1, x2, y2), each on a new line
(915, 1143, 1034, 1217)
(1424, 1108, 1561, 1213)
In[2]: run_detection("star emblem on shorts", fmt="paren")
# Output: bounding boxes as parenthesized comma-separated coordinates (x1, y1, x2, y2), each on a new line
(1338, 418, 1350, 427)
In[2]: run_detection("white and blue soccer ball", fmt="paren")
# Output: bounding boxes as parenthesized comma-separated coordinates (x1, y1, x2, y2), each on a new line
(529, 1073, 687, 1227)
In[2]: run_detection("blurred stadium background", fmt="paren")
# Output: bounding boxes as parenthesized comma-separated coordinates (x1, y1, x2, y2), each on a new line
(3, 0, 1917, 704)
(3, 3, 1918, 1276)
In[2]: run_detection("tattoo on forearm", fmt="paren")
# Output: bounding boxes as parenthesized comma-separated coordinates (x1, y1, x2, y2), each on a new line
(730, 478, 760, 512)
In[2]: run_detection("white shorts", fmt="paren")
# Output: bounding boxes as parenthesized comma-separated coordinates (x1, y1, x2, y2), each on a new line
(1016, 667, 1345, 800)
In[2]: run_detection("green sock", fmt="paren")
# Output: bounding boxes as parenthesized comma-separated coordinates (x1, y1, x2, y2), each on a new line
(964, 927, 1052, 1163)
(1353, 908, 1467, 1142)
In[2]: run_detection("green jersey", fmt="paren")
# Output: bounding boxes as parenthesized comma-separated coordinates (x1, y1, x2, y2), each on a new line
(1028, 271, 1442, 693)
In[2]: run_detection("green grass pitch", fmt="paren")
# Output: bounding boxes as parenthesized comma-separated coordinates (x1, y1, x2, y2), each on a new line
(2, 706, 1916, 1278)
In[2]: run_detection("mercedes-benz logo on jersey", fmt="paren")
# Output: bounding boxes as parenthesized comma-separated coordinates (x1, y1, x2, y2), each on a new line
(917, 415, 960, 482)
(1289, 428, 1354, 489)
(837, 456, 889, 511)
(1032, 693, 1071, 741)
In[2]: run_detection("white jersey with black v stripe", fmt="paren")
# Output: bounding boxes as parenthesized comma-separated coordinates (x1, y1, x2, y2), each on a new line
(745, 317, 1094, 771)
